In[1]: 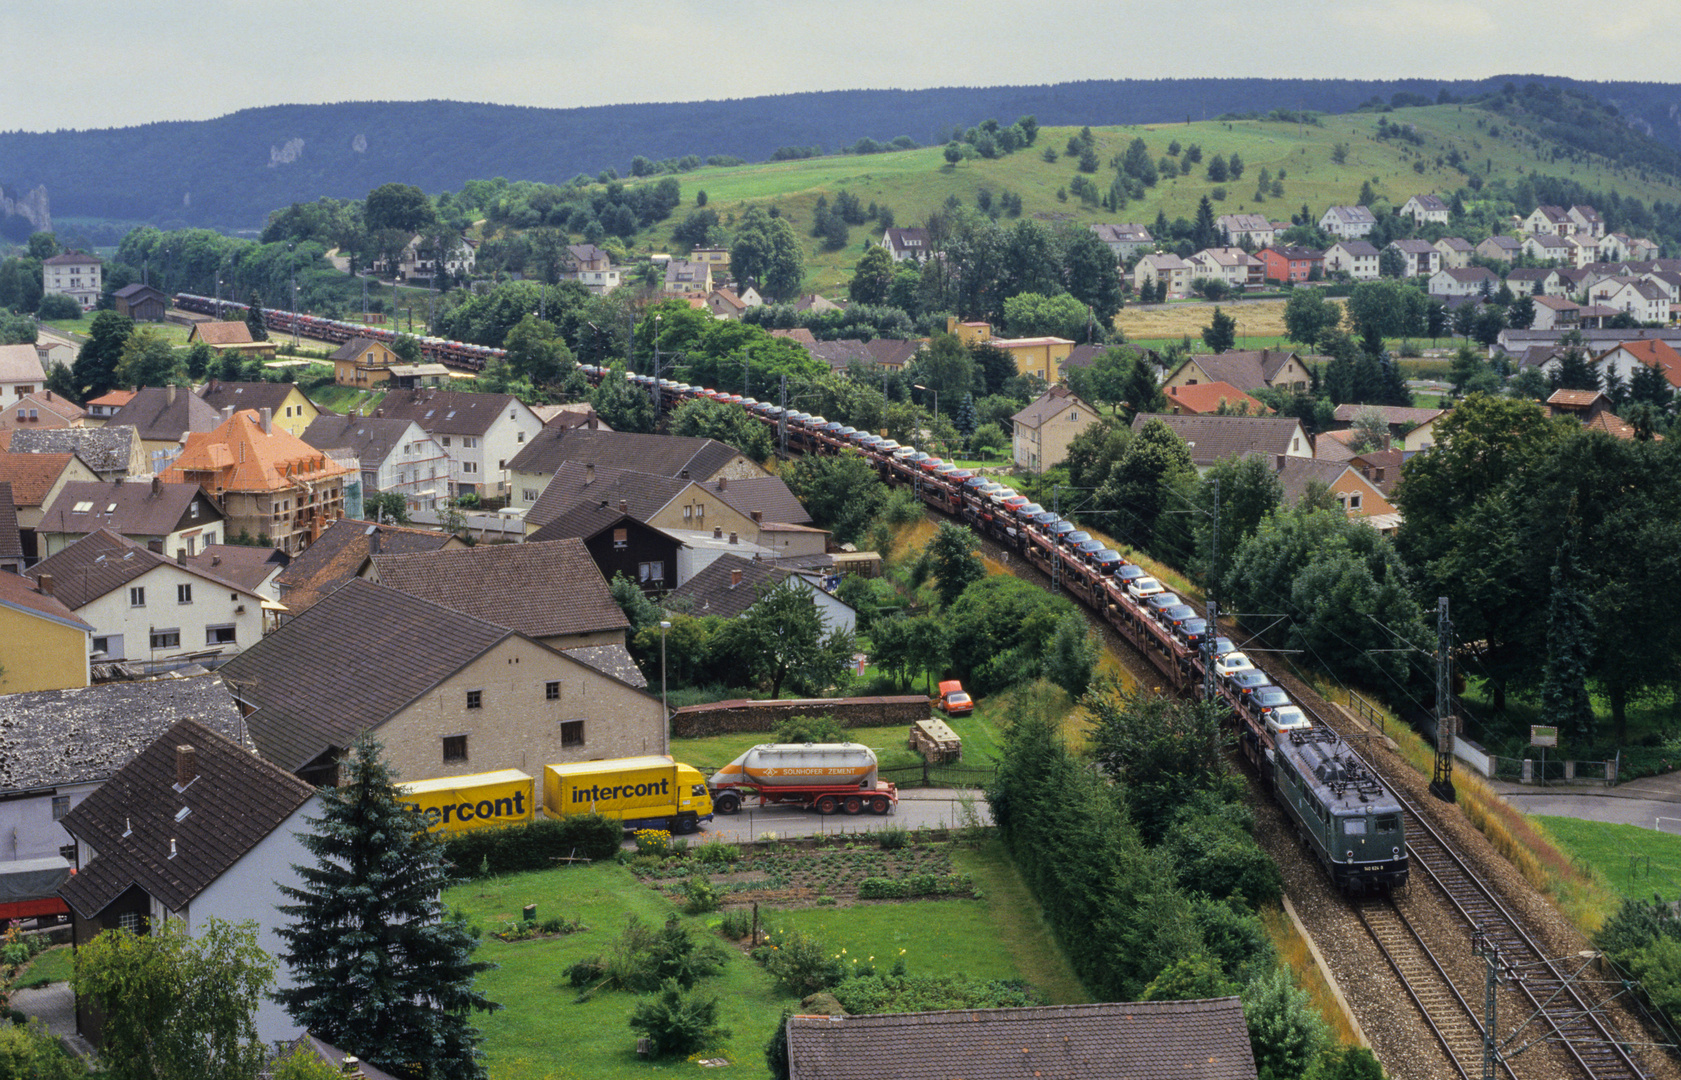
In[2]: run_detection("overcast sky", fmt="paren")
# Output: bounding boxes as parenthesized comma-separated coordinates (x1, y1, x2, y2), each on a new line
(6, 0, 1677, 132)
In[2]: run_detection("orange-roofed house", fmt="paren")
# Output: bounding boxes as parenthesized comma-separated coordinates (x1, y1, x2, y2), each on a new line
(162, 409, 350, 553)
(1164, 381, 1273, 416)
(1595, 339, 1681, 391)
(84, 389, 136, 423)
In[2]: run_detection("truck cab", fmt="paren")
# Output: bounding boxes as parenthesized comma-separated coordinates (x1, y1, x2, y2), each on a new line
(936, 680, 973, 716)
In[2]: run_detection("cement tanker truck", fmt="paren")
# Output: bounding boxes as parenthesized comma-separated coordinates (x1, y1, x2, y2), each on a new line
(709, 743, 898, 816)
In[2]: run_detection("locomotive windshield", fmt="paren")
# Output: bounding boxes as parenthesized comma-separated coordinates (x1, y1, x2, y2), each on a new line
(1376, 814, 1400, 833)
(1343, 818, 1367, 836)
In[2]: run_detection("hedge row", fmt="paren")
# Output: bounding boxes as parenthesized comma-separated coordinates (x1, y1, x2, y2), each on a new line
(441, 814, 622, 877)
(857, 873, 972, 899)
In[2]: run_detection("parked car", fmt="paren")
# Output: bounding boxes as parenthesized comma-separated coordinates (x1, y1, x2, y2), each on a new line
(1214, 652, 1255, 680)
(1126, 576, 1165, 601)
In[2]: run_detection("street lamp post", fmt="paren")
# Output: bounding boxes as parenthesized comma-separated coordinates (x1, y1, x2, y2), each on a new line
(659, 620, 672, 756)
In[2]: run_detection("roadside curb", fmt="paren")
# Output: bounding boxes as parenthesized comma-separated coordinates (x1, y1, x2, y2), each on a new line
(1282, 896, 1372, 1051)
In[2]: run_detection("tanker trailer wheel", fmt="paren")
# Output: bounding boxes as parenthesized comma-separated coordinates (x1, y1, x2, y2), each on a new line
(816, 795, 839, 815)
(714, 793, 741, 815)
(869, 796, 891, 815)
(843, 796, 863, 815)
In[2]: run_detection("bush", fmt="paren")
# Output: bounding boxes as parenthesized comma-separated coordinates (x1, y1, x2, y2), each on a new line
(717, 909, 753, 941)
(877, 825, 910, 851)
(693, 840, 740, 867)
(1164, 810, 1282, 908)
(857, 873, 972, 899)
(830, 973, 1042, 1013)
(773, 714, 846, 744)
(574, 915, 728, 999)
(628, 978, 730, 1058)
(440, 814, 621, 877)
(684, 875, 720, 915)
(0, 1020, 88, 1080)
(36, 294, 83, 321)
(1243, 966, 1327, 1080)
(756, 926, 842, 996)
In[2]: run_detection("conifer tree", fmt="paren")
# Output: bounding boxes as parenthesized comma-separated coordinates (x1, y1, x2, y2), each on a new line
(276, 737, 498, 1080)
(1540, 538, 1597, 743)
(245, 291, 268, 341)
(954, 391, 978, 435)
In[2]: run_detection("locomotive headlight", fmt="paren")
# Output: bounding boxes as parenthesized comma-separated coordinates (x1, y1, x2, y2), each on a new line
(1393, 846, 1401, 859)
(1345, 850, 1353, 861)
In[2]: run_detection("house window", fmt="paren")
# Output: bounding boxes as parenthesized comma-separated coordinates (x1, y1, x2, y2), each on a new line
(177, 583, 193, 604)
(683, 505, 692, 521)
(561, 720, 585, 747)
(517, 431, 525, 442)
(91, 634, 123, 658)
(443, 734, 468, 763)
(118, 912, 142, 933)
(466, 689, 482, 709)
(130, 586, 146, 607)
(441, 436, 451, 447)
(613, 528, 628, 549)
(463, 437, 478, 449)
(1348, 493, 1362, 510)
(546, 681, 560, 701)
(523, 488, 539, 503)
(462, 461, 478, 474)
(207, 625, 237, 646)
(51, 795, 69, 820)
(639, 561, 665, 584)
(150, 628, 180, 650)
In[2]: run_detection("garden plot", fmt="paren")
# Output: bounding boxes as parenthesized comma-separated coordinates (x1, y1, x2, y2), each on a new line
(629, 840, 975, 908)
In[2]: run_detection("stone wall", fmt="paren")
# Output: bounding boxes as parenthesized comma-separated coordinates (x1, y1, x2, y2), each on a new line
(671, 695, 929, 738)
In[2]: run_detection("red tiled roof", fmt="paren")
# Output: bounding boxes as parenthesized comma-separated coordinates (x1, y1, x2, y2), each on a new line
(1164, 381, 1271, 416)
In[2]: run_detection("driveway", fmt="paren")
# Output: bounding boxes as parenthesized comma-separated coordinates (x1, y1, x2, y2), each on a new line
(1492, 769, 1681, 828)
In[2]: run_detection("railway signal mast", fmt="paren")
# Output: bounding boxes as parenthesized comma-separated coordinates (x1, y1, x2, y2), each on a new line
(1430, 596, 1456, 802)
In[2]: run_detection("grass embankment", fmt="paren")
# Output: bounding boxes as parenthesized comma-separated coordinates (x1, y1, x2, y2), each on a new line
(310, 384, 388, 414)
(1261, 907, 1362, 1047)
(444, 836, 1079, 1079)
(1532, 817, 1681, 904)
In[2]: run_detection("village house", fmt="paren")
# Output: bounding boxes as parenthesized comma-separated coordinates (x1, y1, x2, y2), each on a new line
(220, 578, 666, 791)
(1131, 412, 1311, 471)
(0, 451, 101, 559)
(83, 389, 136, 422)
(1386, 239, 1440, 278)
(1475, 235, 1523, 263)
(667, 553, 856, 634)
(369, 387, 543, 500)
(0, 569, 92, 693)
(162, 408, 350, 554)
(1531, 295, 1581, 332)
(1428, 266, 1500, 298)
(1568, 205, 1606, 238)
(1276, 456, 1399, 531)
(0, 343, 46, 400)
(1523, 232, 1570, 264)
(526, 504, 685, 596)
(1187, 247, 1262, 289)
(1523, 205, 1574, 237)
(945, 319, 1072, 381)
(0, 483, 21, 573)
(1589, 278, 1670, 324)
(882, 227, 932, 262)
(106, 385, 224, 472)
(329, 337, 404, 388)
(9, 425, 147, 480)
(301, 412, 449, 512)
(59, 720, 316, 1047)
(1593, 339, 1681, 391)
(1133, 252, 1193, 299)
(272, 517, 463, 617)
(0, 390, 86, 431)
(523, 461, 765, 544)
(1089, 223, 1154, 260)
(1597, 234, 1633, 263)
(41, 252, 101, 311)
(1434, 236, 1475, 269)
(0, 674, 247, 865)
(36, 477, 224, 559)
(663, 259, 712, 294)
(507, 425, 765, 512)
(112, 283, 168, 323)
(1214, 213, 1275, 247)
(1163, 381, 1271, 416)
(1503, 267, 1558, 298)
(785, 999, 1257, 1080)
(1162, 349, 1312, 395)
(1255, 246, 1321, 284)
(1399, 194, 1451, 226)
(184, 544, 289, 603)
(35, 337, 75, 372)
(1011, 386, 1098, 471)
(186, 321, 277, 361)
(29, 529, 266, 663)
(198, 380, 318, 436)
(1330, 404, 1446, 453)
(1323, 240, 1380, 280)
(1318, 205, 1377, 238)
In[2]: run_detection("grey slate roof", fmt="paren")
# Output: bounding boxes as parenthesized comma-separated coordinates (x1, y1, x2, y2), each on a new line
(1275, 457, 1357, 506)
(328, 337, 386, 362)
(29, 528, 255, 609)
(300, 412, 417, 467)
(273, 518, 457, 615)
(38, 480, 219, 540)
(1011, 385, 1089, 430)
(372, 387, 521, 437)
(9, 426, 138, 476)
(785, 999, 1256, 1080)
(198, 380, 299, 415)
(667, 553, 803, 620)
(183, 544, 288, 594)
(369, 538, 629, 641)
(708, 475, 812, 525)
(107, 387, 223, 443)
(0, 675, 248, 794)
(1131, 413, 1304, 467)
(1179, 349, 1300, 393)
(220, 578, 515, 771)
(59, 718, 311, 918)
(507, 426, 746, 482)
(525, 461, 691, 532)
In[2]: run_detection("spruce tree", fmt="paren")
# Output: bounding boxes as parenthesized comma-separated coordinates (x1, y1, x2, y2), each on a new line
(276, 737, 498, 1080)
(954, 391, 978, 435)
(245, 291, 268, 341)
(1540, 539, 1596, 743)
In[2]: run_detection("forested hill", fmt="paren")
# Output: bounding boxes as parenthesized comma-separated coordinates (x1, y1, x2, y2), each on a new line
(9, 75, 1681, 233)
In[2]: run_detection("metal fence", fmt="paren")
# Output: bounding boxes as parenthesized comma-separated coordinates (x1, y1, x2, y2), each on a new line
(880, 761, 997, 789)
(1488, 754, 1616, 785)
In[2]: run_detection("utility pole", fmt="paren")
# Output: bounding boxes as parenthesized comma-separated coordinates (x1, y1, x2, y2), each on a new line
(1050, 485, 1061, 593)
(743, 355, 750, 398)
(1431, 596, 1457, 802)
(779, 374, 788, 456)
(1474, 931, 1499, 1080)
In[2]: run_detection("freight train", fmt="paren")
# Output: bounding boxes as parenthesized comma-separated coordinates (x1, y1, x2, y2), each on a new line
(564, 362, 1408, 894)
(173, 294, 505, 372)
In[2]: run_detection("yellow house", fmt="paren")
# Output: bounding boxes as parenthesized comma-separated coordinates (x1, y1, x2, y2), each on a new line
(1012, 386, 1099, 471)
(0, 570, 92, 693)
(199, 381, 321, 437)
(330, 337, 403, 387)
(944, 318, 1074, 382)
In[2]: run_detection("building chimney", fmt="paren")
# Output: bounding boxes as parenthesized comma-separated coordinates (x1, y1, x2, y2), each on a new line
(176, 549, 186, 566)
(211, 554, 221, 566)
(151, 476, 162, 496)
(587, 412, 599, 430)
(167, 384, 177, 405)
(222, 405, 234, 422)
(37, 573, 53, 596)
(713, 526, 723, 539)
(716, 476, 727, 491)
(369, 529, 382, 556)
(730, 568, 743, 588)
(585, 463, 595, 485)
(176, 744, 197, 787)
(374, 408, 384, 418)
(619, 499, 627, 514)
(1275, 453, 1286, 470)
(728, 531, 738, 544)
(260, 407, 273, 435)
(680, 470, 690, 480)
(751, 510, 762, 524)
(340, 1058, 363, 1078)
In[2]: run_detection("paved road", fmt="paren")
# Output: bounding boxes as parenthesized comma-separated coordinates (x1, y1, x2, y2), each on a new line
(1491, 770, 1681, 829)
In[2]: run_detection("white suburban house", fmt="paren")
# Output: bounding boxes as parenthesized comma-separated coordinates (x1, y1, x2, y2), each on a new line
(1318, 205, 1376, 238)
(1324, 240, 1380, 280)
(0, 343, 46, 400)
(371, 388, 543, 499)
(1089, 223, 1154, 261)
(1399, 195, 1450, 226)
(301, 412, 449, 513)
(41, 252, 102, 310)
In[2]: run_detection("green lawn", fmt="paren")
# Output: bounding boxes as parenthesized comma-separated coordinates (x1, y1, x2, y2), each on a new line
(309, 384, 388, 414)
(442, 836, 1080, 1078)
(10, 945, 73, 989)
(1533, 816, 1681, 903)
